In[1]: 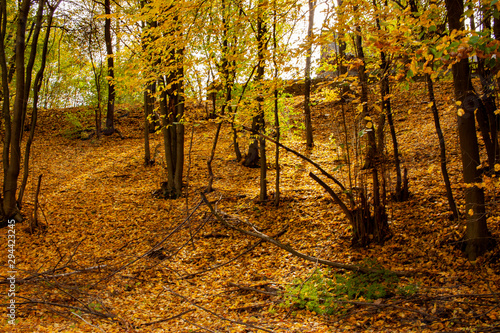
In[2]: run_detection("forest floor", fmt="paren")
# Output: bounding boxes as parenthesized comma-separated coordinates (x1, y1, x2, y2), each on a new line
(1, 80, 500, 332)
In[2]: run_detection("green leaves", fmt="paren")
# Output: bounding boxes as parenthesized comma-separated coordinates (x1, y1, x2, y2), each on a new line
(282, 261, 404, 316)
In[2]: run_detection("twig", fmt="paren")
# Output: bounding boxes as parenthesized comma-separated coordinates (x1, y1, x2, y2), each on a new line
(164, 287, 274, 332)
(139, 309, 195, 327)
(241, 125, 349, 196)
(285, 256, 319, 319)
(180, 227, 288, 280)
(13, 297, 116, 319)
(38, 203, 50, 228)
(31, 174, 43, 233)
(3, 265, 107, 285)
(143, 212, 211, 273)
(227, 282, 277, 296)
(72, 311, 106, 333)
(201, 193, 410, 276)
(93, 199, 203, 287)
(182, 318, 218, 333)
(309, 172, 354, 224)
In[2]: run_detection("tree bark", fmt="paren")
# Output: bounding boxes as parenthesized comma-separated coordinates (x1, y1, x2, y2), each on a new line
(304, 0, 315, 148)
(104, 0, 115, 131)
(2, 0, 30, 220)
(426, 74, 459, 220)
(354, 25, 389, 245)
(19, 1, 59, 208)
(246, 0, 268, 201)
(273, 2, 280, 205)
(445, 0, 491, 260)
(143, 83, 155, 164)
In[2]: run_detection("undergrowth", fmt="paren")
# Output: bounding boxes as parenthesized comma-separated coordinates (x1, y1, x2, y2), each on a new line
(282, 259, 418, 315)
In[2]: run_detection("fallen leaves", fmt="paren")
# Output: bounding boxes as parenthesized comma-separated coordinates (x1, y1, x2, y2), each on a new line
(0, 80, 499, 332)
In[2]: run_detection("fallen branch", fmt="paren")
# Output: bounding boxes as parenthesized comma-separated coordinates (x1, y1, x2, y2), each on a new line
(139, 309, 195, 327)
(93, 199, 203, 287)
(182, 318, 218, 333)
(165, 287, 274, 332)
(180, 227, 288, 280)
(72, 311, 106, 333)
(201, 193, 410, 277)
(11, 296, 116, 320)
(6, 265, 108, 285)
(309, 171, 354, 225)
(227, 282, 278, 296)
(241, 125, 350, 197)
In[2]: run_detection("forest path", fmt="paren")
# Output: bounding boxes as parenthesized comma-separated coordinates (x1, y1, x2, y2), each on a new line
(39, 139, 144, 199)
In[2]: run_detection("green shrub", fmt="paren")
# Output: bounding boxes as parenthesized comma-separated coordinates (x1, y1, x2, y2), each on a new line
(282, 259, 417, 315)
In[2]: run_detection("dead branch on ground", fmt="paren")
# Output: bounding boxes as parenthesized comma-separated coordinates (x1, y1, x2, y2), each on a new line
(201, 193, 410, 276)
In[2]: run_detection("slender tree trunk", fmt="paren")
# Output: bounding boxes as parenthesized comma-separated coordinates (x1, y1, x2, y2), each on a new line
(143, 85, 153, 164)
(445, 0, 491, 260)
(207, 0, 234, 192)
(273, 3, 280, 206)
(104, 0, 115, 132)
(356, 29, 376, 169)
(159, 35, 184, 199)
(2, 0, 30, 220)
(140, 3, 151, 165)
(304, 0, 315, 148)
(160, 88, 175, 197)
(19, 1, 59, 208)
(379, 42, 404, 201)
(174, 74, 185, 199)
(476, 14, 499, 168)
(426, 73, 459, 220)
(372, 0, 405, 201)
(354, 25, 389, 245)
(20, 0, 45, 142)
(257, 0, 267, 201)
(0, 0, 11, 216)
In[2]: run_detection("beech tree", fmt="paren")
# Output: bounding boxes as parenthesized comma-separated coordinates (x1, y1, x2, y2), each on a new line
(445, 0, 492, 260)
(1, 0, 59, 221)
(140, 1, 191, 199)
(303, 0, 315, 148)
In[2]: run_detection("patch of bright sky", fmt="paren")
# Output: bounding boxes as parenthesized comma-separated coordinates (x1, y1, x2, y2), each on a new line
(284, 0, 333, 79)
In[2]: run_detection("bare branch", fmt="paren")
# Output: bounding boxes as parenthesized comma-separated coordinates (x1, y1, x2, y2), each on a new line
(164, 287, 275, 332)
(201, 193, 410, 277)
(139, 309, 196, 327)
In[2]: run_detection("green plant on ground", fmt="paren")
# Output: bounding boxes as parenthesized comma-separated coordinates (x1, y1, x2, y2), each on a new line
(282, 259, 418, 315)
(61, 109, 93, 139)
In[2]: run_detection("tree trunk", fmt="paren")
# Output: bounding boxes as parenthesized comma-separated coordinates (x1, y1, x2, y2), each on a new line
(257, 1, 267, 201)
(304, 0, 315, 148)
(104, 0, 115, 132)
(380, 45, 404, 201)
(273, 3, 280, 206)
(20, 0, 45, 142)
(1, 0, 31, 221)
(174, 79, 185, 199)
(206, 0, 234, 192)
(159, 40, 184, 199)
(445, 0, 492, 260)
(19, 1, 58, 208)
(476, 14, 499, 168)
(143, 84, 153, 165)
(426, 74, 459, 220)
(353, 25, 389, 246)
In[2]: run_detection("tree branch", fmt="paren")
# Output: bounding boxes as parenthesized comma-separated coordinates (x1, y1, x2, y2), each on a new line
(241, 125, 350, 196)
(201, 193, 409, 276)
